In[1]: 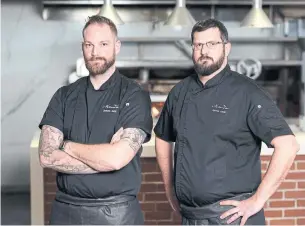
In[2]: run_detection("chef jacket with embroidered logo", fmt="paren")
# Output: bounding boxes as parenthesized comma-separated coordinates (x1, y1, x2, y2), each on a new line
(39, 69, 153, 199)
(154, 64, 294, 207)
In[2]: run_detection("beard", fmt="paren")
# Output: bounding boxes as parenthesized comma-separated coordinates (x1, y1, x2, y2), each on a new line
(84, 53, 115, 76)
(193, 49, 225, 76)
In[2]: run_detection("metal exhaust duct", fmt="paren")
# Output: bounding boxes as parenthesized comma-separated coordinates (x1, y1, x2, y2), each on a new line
(241, 0, 273, 28)
(164, 0, 196, 28)
(97, 0, 124, 25)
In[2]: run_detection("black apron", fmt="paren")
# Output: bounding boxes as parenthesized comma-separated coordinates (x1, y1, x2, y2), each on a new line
(180, 192, 265, 225)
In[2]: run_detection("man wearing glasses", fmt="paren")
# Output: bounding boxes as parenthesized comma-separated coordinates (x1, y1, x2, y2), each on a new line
(154, 19, 299, 225)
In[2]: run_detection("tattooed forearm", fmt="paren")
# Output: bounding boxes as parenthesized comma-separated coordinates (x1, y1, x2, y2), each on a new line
(120, 128, 146, 153)
(42, 152, 99, 174)
(39, 125, 63, 159)
(51, 164, 98, 174)
(64, 142, 117, 172)
(62, 128, 147, 172)
(38, 125, 98, 174)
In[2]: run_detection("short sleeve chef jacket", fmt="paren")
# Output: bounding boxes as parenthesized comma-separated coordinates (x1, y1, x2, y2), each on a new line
(39, 69, 153, 199)
(154, 65, 294, 206)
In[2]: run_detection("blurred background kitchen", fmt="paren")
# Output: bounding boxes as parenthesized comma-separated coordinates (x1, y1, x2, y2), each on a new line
(1, 0, 305, 225)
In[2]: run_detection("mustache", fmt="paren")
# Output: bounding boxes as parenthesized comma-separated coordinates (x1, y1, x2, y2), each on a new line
(89, 57, 106, 61)
(198, 55, 213, 61)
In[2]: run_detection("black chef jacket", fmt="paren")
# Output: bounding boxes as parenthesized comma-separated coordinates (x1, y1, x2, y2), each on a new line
(154, 64, 294, 207)
(39, 69, 153, 199)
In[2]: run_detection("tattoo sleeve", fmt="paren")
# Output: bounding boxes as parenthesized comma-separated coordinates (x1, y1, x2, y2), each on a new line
(120, 128, 147, 153)
(38, 125, 98, 174)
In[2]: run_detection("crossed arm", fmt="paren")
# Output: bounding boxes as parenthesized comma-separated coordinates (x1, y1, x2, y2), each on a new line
(38, 125, 146, 173)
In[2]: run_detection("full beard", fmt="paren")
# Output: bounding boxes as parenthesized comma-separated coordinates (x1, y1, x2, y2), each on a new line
(85, 54, 115, 76)
(193, 50, 225, 77)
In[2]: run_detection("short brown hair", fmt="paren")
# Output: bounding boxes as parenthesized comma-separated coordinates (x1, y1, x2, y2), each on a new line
(191, 18, 229, 43)
(82, 15, 118, 38)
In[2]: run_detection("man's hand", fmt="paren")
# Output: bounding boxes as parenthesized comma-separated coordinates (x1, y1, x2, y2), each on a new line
(219, 195, 264, 226)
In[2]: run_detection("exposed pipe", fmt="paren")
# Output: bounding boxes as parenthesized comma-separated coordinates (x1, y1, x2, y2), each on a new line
(254, 0, 262, 9)
(177, 0, 185, 7)
(98, 0, 124, 25)
(164, 0, 196, 28)
(240, 0, 273, 28)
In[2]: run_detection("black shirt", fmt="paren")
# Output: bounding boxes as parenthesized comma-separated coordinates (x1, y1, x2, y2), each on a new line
(39, 69, 153, 199)
(154, 65, 293, 207)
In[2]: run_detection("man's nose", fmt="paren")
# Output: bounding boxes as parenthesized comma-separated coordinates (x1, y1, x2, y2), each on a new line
(91, 46, 98, 56)
(200, 44, 209, 54)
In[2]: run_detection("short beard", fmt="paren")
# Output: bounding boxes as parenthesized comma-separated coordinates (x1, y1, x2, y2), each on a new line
(193, 50, 225, 76)
(85, 54, 115, 76)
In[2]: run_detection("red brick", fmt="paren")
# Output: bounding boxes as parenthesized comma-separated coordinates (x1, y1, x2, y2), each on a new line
(141, 158, 156, 164)
(269, 200, 295, 208)
(44, 174, 56, 182)
(295, 156, 305, 160)
(285, 191, 305, 199)
(298, 162, 305, 170)
(157, 184, 166, 192)
(261, 162, 268, 171)
(261, 156, 271, 161)
(284, 209, 305, 217)
(142, 163, 158, 172)
(157, 221, 177, 225)
(278, 181, 297, 190)
(45, 194, 56, 203)
(145, 211, 172, 221)
(144, 220, 157, 225)
(299, 182, 305, 189)
(156, 203, 173, 211)
(144, 173, 163, 182)
(264, 210, 282, 218)
(44, 202, 52, 214)
(140, 183, 158, 193)
(270, 191, 283, 199)
(141, 203, 156, 211)
(269, 219, 295, 225)
(145, 193, 167, 202)
(286, 172, 305, 180)
(297, 218, 305, 225)
(297, 200, 305, 207)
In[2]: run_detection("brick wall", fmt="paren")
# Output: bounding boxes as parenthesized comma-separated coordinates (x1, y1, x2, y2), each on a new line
(44, 155, 305, 225)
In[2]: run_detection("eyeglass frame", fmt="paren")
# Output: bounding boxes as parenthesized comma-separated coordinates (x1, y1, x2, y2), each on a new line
(191, 41, 228, 51)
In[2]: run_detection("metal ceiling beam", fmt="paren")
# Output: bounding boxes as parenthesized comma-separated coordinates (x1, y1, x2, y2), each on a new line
(115, 60, 303, 68)
(117, 36, 299, 42)
(42, 0, 305, 6)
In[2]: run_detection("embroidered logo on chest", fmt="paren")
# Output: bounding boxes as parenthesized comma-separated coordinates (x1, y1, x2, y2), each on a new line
(212, 104, 229, 114)
(102, 104, 119, 113)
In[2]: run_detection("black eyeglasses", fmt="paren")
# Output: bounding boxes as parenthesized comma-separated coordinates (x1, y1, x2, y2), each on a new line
(192, 41, 227, 51)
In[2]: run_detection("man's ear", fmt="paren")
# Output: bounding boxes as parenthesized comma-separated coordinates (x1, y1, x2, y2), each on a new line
(225, 42, 231, 57)
(115, 39, 121, 55)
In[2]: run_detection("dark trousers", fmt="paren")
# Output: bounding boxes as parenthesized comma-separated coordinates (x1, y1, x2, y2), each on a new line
(49, 191, 144, 225)
(180, 193, 266, 225)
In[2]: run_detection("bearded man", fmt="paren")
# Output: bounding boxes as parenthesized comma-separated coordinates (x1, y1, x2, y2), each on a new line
(38, 15, 153, 225)
(154, 18, 299, 226)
